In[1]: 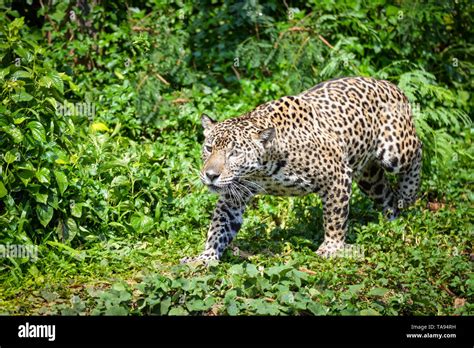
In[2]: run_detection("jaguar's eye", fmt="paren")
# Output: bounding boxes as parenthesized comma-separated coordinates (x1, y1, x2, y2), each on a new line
(204, 145, 213, 153)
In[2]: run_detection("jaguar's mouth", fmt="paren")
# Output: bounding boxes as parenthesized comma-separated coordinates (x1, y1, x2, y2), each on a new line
(207, 184, 225, 193)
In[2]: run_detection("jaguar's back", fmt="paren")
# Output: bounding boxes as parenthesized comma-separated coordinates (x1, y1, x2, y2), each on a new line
(298, 76, 420, 175)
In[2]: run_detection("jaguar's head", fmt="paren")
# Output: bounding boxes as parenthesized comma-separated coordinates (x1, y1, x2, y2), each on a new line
(199, 114, 275, 195)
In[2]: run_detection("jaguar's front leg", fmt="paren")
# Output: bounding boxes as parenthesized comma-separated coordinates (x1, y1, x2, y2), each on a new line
(316, 167, 353, 258)
(181, 195, 247, 264)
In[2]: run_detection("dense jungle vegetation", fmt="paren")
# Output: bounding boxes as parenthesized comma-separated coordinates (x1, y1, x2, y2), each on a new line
(0, 0, 472, 315)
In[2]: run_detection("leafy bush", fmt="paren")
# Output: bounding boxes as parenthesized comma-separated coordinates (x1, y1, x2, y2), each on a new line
(0, 1, 472, 316)
(0, 17, 78, 246)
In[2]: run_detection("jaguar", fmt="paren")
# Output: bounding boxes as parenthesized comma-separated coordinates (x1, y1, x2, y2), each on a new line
(181, 76, 422, 264)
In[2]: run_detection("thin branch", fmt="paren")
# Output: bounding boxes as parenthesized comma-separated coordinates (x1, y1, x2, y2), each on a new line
(231, 65, 241, 80)
(172, 98, 190, 104)
(155, 72, 170, 85)
(318, 34, 335, 49)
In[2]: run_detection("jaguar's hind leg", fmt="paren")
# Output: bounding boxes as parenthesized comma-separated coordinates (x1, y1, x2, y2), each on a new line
(357, 161, 398, 219)
(394, 144, 422, 210)
(375, 134, 423, 213)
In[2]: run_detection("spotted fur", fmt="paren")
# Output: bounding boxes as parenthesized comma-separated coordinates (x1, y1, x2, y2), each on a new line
(181, 77, 422, 264)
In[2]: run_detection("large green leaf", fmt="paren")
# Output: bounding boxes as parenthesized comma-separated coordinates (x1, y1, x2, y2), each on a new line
(130, 213, 154, 233)
(226, 300, 239, 315)
(27, 121, 46, 142)
(186, 297, 215, 312)
(56, 218, 79, 243)
(38, 75, 53, 89)
(44, 71, 64, 93)
(11, 91, 34, 102)
(36, 167, 50, 184)
(307, 302, 329, 315)
(168, 306, 188, 315)
(54, 170, 68, 195)
(160, 297, 172, 314)
(36, 204, 53, 227)
(104, 306, 128, 316)
(17, 166, 35, 185)
(33, 191, 48, 204)
(37, 70, 65, 92)
(0, 66, 10, 80)
(360, 308, 382, 316)
(65, 218, 79, 242)
(252, 299, 280, 315)
(14, 46, 33, 63)
(246, 264, 259, 277)
(4, 150, 18, 164)
(228, 264, 244, 275)
(70, 202, 83, 218)
(1, 125, 23, 143)
(13, 116, 27, 124)
(110, 175, 129, 187)
(347, 284, 364, 294)
(367, 287, 390, 297)
(0, 181, 7, 198)
(266, 265, 292, 277)
(11, 70, 33, 79)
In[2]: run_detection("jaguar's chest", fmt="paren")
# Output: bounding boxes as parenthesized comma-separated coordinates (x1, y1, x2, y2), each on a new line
(249, 170, 316, 196)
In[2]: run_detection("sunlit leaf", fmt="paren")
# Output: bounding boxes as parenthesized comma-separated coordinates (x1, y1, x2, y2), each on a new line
(36, 167, 50, 184)
(54, 170, 68, 195)
(36, 204, 53, 227)
(0, 181, 7, 198)
(1, 125, 23, 143)
(91, 122, 109, 132)
(27, 121, 46, 142)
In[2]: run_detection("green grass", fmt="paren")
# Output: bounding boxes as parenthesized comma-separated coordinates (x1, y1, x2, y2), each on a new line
(1, 140, 472, 316)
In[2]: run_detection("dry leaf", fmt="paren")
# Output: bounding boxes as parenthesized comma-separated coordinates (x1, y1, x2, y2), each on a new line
(454, 298, 466, 309)
(427, 201, 445, 211)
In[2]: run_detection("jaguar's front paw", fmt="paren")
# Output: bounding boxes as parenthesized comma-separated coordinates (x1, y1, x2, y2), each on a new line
(180, 251, 219, 266)
(316, 241, 365, 259)
(383, 206, 400, 221)
(316, 240, 351, 258)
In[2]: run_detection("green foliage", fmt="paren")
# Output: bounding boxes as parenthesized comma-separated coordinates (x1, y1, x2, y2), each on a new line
(0, 1, 472, 316)
(2, 192, 471, 315)
(397, 69, 471, 183)
(0, 17, 77, 246)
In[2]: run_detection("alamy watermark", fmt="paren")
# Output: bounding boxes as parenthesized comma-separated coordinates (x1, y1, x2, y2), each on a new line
(379, 100, 422, 117)
(0, 244, 38, 261)
(55, 100, 96, 121)
(336, 244, 365, 259)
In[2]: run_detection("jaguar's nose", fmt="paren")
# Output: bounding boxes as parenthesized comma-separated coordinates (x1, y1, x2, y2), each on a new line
(205, 170, 220, 183)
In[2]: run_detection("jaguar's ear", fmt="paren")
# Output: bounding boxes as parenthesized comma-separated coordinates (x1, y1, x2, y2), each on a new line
(255, 127, 276, 149)
(201, 114, 216, 137)
(201, 114, 216, 130)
